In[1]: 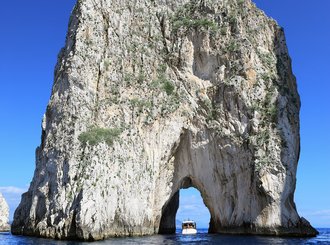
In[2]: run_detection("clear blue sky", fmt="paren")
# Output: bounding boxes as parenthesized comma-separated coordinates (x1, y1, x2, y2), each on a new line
(0, 0, 329, 228)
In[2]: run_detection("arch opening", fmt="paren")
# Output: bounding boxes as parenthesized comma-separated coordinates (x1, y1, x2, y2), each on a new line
(177, 187, 211, 231)
(158, 177, 212, 234)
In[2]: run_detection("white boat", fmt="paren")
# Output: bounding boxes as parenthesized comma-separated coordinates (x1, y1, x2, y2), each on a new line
(181, 220, 197, 234)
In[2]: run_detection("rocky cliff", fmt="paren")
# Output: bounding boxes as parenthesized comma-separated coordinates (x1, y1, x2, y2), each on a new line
(0, 193, 10, 232)
(12, 0, 317, 240)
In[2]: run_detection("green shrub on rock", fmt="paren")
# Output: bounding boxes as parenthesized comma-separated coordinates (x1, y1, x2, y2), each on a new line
(78, 127, 122, 146)
(162, 80, 175, 95)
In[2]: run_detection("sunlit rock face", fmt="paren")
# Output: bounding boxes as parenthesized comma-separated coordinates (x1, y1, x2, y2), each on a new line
(0, 193, 10, 232)
(12, 0, 317, 240)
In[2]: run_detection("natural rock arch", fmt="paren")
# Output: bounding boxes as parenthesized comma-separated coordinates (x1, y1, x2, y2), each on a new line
(12, 0, 318, 240)
(158, 128, 257, 234)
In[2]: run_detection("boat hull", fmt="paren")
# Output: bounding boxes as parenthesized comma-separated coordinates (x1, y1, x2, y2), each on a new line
(182, 228, 197, 235)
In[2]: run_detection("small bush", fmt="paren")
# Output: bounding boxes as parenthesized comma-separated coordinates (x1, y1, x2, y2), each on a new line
(171, 2, 217, 34)
(138, 71, 145, 83)
(173, 17, 217, 33)
(103, 59, 111, 70)
(266, 105, 278, 123)
(151, 65, 176, 96)
(163, 80, 175, 95)
(78, 127, 122, 146)
(237, 0, 245, 6)
(130, 98, 152, 112)
(259, 52, 275, 68)
(220, 27, 227, 35)
(227, 41, 238, 52)
(228, 15, 237, 25)
(260, 73, 274, 82)
(256, 130, 270, 146)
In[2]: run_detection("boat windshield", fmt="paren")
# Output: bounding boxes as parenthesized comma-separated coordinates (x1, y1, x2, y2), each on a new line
(182, 222, 196, 229)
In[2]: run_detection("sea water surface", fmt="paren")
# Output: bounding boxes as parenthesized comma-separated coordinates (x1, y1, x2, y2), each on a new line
(1, 228, 329, 244)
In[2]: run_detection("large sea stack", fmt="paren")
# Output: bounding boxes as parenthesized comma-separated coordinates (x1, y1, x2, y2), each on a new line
(12, 0, 317, 240)
(0, 193, 10, 232)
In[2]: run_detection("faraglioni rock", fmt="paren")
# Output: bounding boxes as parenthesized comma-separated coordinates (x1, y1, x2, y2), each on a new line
(0, 192, 10, 232)
(12, 0, 318, 240)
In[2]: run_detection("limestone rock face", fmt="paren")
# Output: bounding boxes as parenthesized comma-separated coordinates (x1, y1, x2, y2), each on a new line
(0, 193, 10, 232)
(12, 0, 317, 240)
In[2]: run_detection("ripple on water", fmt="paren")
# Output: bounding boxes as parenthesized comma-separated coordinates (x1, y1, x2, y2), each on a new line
(1, 228, 330, 245)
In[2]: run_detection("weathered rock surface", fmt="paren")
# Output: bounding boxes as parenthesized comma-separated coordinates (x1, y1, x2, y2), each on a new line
(12, 0, 318, 240)
(0, 193, 10, 232)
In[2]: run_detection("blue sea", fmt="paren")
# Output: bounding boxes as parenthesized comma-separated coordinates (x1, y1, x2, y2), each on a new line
(1, 229, 329, 244)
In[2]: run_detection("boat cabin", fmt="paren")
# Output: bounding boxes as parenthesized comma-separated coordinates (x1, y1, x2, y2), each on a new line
(182, 221, 196, 229)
